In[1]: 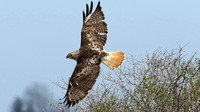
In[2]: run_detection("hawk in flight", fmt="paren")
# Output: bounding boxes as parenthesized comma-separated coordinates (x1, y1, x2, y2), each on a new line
(64, 1, 125, 107)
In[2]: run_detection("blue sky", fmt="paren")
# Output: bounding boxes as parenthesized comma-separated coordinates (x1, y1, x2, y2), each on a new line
(0, 0, 200, 111)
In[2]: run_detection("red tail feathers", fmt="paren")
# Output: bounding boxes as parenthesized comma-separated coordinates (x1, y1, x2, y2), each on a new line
(103, 51, 125, 69)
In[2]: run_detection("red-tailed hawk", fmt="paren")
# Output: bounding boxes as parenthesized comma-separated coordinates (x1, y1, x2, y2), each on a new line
(64, 1, 125, 107)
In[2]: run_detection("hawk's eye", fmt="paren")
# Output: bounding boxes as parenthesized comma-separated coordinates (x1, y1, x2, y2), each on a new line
(69, 54, 72, 57)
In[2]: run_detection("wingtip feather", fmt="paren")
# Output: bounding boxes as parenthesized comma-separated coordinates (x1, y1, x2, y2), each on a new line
(96, 1, 101, 11)
(86, 4, 89, 16)
(82, 11, 85, 21)
(89, 1, 93, 14)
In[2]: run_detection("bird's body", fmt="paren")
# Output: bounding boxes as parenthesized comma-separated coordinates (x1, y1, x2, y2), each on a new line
(64, 1, 125, 107)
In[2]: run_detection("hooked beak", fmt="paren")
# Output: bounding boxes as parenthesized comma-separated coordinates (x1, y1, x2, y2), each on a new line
(66, 55, 69, 59)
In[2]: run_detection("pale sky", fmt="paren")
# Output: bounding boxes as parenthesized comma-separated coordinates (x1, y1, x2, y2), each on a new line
(1, 0, 200, 111)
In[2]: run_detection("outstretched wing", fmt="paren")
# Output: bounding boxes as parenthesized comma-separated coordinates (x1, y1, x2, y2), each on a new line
(81, 1, 107, 51)
(64, 49, 101, 107)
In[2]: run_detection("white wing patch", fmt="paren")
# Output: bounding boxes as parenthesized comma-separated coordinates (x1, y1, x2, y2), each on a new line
(98, 32, 107, 36)
(84, 14, 92, 23)
(89, 57, 97, 64)
(91, 44, 101, 50)
(76, 68, 88, 77)
(85, 56, 98, 65)
(79, 68, 87, 75)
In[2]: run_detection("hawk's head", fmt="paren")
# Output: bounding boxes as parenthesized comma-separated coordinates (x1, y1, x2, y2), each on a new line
(66, 50, 80, 61)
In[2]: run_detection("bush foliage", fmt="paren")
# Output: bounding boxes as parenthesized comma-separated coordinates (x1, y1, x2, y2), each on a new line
(55, 47, 200, 112)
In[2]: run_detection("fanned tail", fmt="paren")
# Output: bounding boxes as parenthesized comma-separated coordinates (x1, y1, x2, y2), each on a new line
(103, 51, 125, 69)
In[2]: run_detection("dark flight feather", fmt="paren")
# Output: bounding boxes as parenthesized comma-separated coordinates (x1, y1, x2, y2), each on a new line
(89, 1, 93, 14)
(86, 4, 89, 16)
(82, 11, 85, 22)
